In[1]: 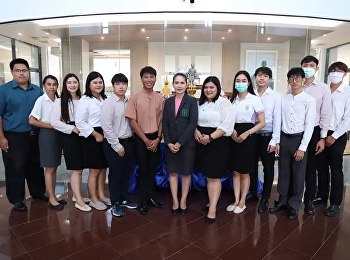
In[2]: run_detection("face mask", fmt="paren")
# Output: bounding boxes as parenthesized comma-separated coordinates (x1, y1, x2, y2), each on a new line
(303, 68, 316, 79)
(329, 72, 344, 84)
(235, 83, 248, 93)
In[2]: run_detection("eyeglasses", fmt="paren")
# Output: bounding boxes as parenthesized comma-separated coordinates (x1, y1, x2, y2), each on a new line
(288, 76, 302, 83)
(12, 69, 29, 74)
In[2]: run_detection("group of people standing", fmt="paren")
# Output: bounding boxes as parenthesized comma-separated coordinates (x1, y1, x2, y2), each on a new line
(0, 56, 348, 223)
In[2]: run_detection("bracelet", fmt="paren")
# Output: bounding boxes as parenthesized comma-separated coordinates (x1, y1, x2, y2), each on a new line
(247, 130, 251, 136)
(209, 134, 214, 142)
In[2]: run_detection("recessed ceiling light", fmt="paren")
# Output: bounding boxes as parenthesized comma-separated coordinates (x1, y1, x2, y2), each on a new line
(18, 33, 22, 36)
(141, 28, 145, 32)
(185, 29, 188, 32)
(228, 29, 232, 32)
(267, 37, 271, 40)
(146, 36, 149, 39)
(46, 32, 49, 35)
(101, 36, 104, 39)
(222, 37, 225, 40)
(184, 36, 187, 39)
(323, 34, 327, 36)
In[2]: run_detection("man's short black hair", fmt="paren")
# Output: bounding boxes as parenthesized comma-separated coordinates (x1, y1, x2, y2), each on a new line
(140, 66, 157, 77)
(10, 58, 29, 70)
(111, 73, 128, 85)
(301, 55, 319, 66)
(254, 66, 272, 78)
(287, 67, 305, 79)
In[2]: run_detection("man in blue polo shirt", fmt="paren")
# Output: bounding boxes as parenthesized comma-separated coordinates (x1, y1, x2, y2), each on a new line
(0, 58, 47, 212)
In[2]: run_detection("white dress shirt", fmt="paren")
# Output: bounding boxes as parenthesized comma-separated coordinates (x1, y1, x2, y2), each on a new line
(287, 79, 332, 138)
(197, 96, 235, 136)
(281, 91, 316, 151)
(50, 98, 79, 134)
(101, 94, 133, 152)
(75, 95, 104, 138)
(329, 83, 350, 139)
(255, 87, 282, 146)
(29, 93, 56, 123)
(232, 93, 264, 123)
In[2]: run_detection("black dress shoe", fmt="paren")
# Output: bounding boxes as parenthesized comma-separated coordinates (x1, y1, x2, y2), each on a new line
(48, 202, 64, 210)
(324, 205, 340, 217)
(180, 208, 188, 215)
(258, 199, 268, 213)
(171, 208, 180, 215)
(32, 194, 49, 202)
(313, 197, 327, 205)
(57, 199, 67, 205)
(205, 216, 216, 224)
(288, 208, 298, 220)
(246, 194, 259, 202)
(268, 200, 287, 213)
(304, 200, 315, 215)
(139, 206, 148, 215)
(148, 198, 164, 208)
(12, 202, 27, 212)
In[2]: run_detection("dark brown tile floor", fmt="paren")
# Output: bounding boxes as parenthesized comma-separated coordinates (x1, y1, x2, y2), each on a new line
(0, 185, 349, 260)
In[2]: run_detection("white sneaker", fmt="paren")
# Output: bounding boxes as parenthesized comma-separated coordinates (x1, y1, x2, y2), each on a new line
(226, 203, 236, 212)
(100, 197, 112, 206)
(75, 202, 92, 212)
(233, 205, 246, 214)
(72, 196, 91, 203)
(89, 200, 107, 210)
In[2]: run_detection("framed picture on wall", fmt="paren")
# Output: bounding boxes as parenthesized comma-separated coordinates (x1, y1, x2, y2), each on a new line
(245, 50, 278, 89)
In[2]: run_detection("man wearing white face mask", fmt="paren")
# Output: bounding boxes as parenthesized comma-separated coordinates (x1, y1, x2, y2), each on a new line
(316, 62, 350, 216)
(287, 55, 332, 215)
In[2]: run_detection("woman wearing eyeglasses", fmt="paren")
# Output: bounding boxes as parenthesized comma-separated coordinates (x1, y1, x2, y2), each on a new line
(316, 62, 350, 217)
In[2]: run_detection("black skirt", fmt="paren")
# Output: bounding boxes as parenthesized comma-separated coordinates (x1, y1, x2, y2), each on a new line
(228, 123, 256, 174)
(165, 145, 195, 176)
(81, 127, 108, 169)
(60, 131, 84, 170)
(195, 126, 230, 179)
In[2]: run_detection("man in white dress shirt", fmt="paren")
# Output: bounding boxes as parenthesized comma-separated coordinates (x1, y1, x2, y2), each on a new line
(253, 67, 281, 213)
(317, 62, 350, 216)
(101, 73, 138, 217)
(269, 67, 316, 220)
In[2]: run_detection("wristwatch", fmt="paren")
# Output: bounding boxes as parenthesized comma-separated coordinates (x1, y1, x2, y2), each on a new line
(209, 134, 214, 142)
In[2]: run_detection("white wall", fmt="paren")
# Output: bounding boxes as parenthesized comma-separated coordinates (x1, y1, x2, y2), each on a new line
(1, 0, 349, 23)
(148, 42, 222, 91)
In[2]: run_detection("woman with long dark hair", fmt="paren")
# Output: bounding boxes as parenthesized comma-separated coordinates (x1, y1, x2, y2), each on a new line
(51, 73, 91, 211)
(75, 71, 110, 210)
(227, 70, 265, 214)
(195, 76, 235, 223)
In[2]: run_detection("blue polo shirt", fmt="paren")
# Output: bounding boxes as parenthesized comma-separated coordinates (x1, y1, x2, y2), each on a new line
(0, 80, 43, 132)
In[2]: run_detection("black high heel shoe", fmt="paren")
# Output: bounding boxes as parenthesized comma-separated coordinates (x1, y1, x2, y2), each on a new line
(205, 215, 216, 224)
(180, 208, 188, 215)
(171, 208, 180, 215)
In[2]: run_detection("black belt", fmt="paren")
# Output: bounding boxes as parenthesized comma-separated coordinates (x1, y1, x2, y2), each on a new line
(257, 132, 272, 137)
(119, 136, 134, 142)
(282, 132, 304, 137)
(5, 130, 39, 136)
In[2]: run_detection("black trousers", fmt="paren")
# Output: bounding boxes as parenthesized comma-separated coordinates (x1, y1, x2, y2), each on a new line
(255, 134, 276, 200)
(278, 132, 308, 209)
(103, 138, 135, 206)
(2, 131, 45, 204)
(316, 132, 347, 205)
(303, 126, 321, 202)
(134, 133, 161, 206)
